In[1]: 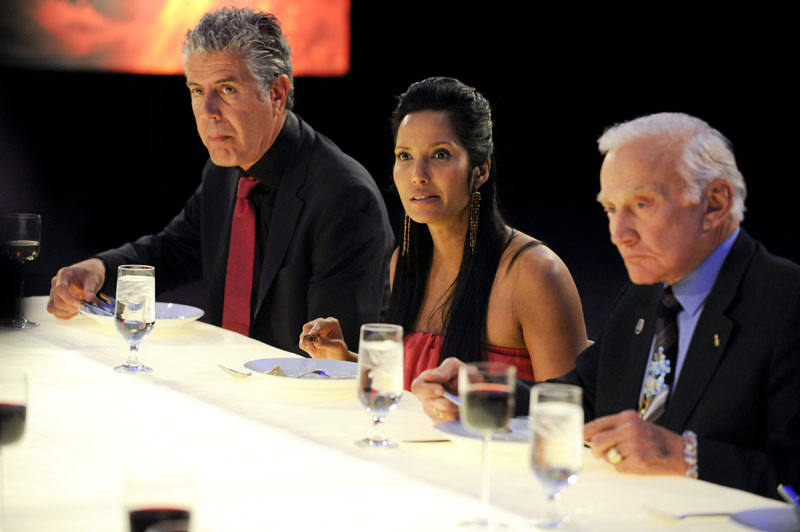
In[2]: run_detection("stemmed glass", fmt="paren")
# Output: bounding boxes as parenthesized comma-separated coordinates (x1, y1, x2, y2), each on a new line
(114, 265, 156, 374)
(0, 371, 27, 531)
(355, 323, 404, 448)
(529, 383, 583, 529)
(458, 361, 516, 528)
(2, 213, 41, 329)
(124, 467, 194, 532)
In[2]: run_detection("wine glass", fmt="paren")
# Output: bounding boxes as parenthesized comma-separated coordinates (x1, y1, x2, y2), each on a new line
(124, 467, 194, 532)
(0, 370, 27, 531)
(458, 361, 516, 528)
(2, 213, 41, 329)
(529, 383, 583, 529)
(114, 265, 156, 374)
(355, 323, 404, 448)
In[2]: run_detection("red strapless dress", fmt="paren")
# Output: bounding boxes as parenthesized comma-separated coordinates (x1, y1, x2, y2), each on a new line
(402, 331, 534, 390)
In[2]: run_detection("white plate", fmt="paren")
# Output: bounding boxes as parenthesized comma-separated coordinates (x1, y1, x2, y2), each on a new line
(435, 416, 530, 444)
(78, 302, 204, 330)
(435, 417, 530, 459)
(244, 357, 357, 396)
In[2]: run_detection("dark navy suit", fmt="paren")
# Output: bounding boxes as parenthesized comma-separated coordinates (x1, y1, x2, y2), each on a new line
(519, 230, 800, 498)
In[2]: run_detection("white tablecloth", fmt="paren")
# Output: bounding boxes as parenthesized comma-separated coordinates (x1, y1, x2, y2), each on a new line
(0, 297, 796, 531)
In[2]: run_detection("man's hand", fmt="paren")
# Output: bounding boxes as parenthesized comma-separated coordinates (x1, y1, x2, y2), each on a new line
(584, 410, 686, 475)
(298, 317, 355, 361)
(47, 258, 106, 319)
(411, 357, 464, 422)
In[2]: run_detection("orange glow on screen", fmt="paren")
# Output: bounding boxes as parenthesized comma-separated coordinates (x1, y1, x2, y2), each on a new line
(9, 0, 349, 75)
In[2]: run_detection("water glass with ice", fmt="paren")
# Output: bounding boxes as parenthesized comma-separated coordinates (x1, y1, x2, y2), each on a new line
(529, 383, 583, 529)
(114, 265, 156, 374)
(355, 323, 404, 448)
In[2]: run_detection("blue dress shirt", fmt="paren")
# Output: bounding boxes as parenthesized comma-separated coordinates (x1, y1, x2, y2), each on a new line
(640, 227, 741, 396)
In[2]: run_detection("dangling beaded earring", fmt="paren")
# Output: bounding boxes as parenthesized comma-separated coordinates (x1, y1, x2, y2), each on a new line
(402, 213, 411, 256)
(469, 190, 481, 255)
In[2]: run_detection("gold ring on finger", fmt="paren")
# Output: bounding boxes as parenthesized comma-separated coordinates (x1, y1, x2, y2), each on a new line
(606, 447, 623, 465)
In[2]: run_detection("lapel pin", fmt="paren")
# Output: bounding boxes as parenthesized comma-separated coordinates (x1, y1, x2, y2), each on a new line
(635, 318, 644, 335)
(714, 333, 720, 347)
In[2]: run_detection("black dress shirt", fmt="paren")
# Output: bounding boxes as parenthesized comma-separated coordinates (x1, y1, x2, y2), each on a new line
(245, 112, 300, 317)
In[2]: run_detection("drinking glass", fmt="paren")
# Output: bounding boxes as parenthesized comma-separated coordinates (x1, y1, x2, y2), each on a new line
(458, 361, 516, 528)
(2, 213, 41, 329)
(355, 323, 404, 448)
(124, 467, 194, 532)
(114, 265, 156, 374)
(529, 383, 583, 529)
(0, 371, 27, 531)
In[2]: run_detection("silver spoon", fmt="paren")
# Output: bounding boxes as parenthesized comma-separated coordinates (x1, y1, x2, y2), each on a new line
(217, 364, 252, 378)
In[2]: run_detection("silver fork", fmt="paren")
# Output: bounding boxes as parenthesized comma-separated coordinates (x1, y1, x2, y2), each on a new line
(217, 364, 253, 378)
(82, 292, 116, 316)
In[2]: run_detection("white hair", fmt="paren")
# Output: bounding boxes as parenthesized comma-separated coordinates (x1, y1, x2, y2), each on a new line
(598, 112, 746, 222)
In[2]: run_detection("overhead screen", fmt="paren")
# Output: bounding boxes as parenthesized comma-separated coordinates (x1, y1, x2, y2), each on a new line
(0, 0, 350, 76)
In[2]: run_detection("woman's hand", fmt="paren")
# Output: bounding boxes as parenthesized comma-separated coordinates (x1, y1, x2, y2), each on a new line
(298, 317, 356, 361)
(411, 357, 464, 422)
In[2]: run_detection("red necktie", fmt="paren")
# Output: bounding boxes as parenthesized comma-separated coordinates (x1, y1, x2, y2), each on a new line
(222, 176, 258, 335)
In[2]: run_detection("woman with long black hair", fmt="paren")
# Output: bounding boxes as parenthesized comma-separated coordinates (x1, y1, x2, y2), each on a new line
(299, 77, 589, 390)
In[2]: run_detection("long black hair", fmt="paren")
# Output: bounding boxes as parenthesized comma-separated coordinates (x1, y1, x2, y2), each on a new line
(387, 77, 537, 364)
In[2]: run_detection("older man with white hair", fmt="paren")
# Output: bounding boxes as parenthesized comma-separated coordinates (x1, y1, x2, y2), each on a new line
(413, 112, 800, 498)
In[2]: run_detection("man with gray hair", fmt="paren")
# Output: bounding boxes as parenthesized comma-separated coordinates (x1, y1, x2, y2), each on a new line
(413, 112, 800, 498)
(46, 7, 393, 355)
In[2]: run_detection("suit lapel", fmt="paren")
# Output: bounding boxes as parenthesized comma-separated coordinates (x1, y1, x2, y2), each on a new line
(615, 288, 662, 413)
(595, 283, 662, 417)
(662, 231, 757, 431)
(253, 122, 311, 317)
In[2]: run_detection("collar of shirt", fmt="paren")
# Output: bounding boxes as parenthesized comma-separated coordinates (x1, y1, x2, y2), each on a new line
(241, 111, 300, 190)
(671, 226, 741, 317)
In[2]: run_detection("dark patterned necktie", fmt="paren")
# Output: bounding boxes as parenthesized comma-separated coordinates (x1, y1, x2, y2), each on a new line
(222, 176, 258, 335)
(639, 285, 682, 423)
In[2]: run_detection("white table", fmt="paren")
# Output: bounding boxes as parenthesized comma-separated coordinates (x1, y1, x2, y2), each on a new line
(0, 297, 795, 531)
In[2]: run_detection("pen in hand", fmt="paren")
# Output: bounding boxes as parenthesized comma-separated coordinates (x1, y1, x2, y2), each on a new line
(421, 377, 461, 406)
(443, 390, 461, 406)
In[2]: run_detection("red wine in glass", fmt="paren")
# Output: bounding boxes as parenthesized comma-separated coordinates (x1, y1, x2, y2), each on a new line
(457, 362, 516, 528)
(463, 384, 513, 432)
(0, 403, 26, 445)
(0, 371, 27, 532)
(129, 507, 190, 532)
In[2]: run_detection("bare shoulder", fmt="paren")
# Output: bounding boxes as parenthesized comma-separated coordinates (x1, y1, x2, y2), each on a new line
(498, 230, 569, 287)
(487, 229, 587, 368)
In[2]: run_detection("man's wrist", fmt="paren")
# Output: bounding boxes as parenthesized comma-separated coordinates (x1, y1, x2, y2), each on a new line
(90, 256, 109, 293)
(682, 430, 698, 479)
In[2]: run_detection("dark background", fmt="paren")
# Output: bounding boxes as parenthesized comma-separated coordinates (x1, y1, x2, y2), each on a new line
(1, 5, 796, 338)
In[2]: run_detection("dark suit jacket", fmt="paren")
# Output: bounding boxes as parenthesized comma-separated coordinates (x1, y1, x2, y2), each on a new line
(518, 230, 800, 498)
(98, 113, 393, 354)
